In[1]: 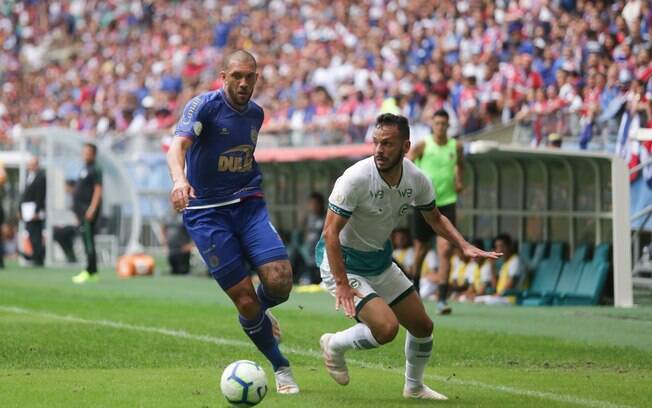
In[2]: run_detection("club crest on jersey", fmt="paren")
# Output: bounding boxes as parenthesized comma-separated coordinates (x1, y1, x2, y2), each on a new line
(193, 121, 203, 136)
(250, 128, 259, 144)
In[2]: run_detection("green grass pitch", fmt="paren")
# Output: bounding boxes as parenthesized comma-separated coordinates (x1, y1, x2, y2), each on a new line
(1, 264, 651, 407)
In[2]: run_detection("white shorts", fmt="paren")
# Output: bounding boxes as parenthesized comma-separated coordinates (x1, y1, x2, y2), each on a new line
(320, 262, 415, 318)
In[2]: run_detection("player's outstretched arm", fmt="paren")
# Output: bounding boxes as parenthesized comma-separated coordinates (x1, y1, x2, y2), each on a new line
(322, 210, 363, 318)
(166, 136, 196, 212)
(421, 208, 502, 260)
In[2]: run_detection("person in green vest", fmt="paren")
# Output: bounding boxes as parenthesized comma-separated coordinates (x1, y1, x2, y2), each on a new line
(408, 109, 464, 315)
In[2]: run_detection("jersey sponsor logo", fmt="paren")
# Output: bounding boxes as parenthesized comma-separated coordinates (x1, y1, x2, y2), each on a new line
(217, 144, 254, 172)
(370, 190, 385, 199)
(399, 203, 409, 216)
(182, 96, 201, 125)
(397, 188, 413, 198)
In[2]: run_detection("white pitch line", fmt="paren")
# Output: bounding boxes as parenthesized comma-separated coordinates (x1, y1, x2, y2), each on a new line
(0, 305, 633, 408)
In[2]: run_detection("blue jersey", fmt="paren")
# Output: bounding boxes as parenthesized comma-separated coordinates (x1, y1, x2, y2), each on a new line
(174, 89, 264, 208)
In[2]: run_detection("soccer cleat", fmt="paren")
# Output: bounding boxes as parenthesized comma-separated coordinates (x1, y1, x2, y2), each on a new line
(72, 271, 98, 284)
(403, 384, 448, 400)
(436, 301, 452, 315)
(274, 366, 299, 394)
(266, 310, 282, 344)
(320, 333, 349, 385)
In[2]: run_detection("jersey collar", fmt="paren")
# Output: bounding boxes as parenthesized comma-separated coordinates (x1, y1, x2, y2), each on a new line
(375, 158, 404, 189)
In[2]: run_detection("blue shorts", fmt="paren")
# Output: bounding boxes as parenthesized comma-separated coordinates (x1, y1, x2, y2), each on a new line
(183, 198, 288, 290)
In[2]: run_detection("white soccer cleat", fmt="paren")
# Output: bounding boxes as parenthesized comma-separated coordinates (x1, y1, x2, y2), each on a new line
(403, 384, 448, 400)
(320, 333, 350, 385)
(266, 309, 282, 344)
(274, 366, 300, 394)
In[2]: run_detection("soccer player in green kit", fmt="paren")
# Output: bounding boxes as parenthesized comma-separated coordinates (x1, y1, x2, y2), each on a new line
(408, 109, 464, 315)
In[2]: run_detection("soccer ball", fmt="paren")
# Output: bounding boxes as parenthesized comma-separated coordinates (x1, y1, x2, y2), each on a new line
(220, 360, 268, 406)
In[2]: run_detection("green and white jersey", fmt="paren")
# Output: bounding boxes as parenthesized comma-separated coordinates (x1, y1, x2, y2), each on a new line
(316, 157, 436, 276)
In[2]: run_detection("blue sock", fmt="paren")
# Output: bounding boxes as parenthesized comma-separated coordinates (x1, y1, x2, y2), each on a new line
(239, 311, 289, 371)
(256, 284, 288, 311)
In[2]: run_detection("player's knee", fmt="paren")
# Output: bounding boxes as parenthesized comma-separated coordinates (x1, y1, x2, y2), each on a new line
(374, 320, 399, 345)
(263, 262, 293, 298)
(411, 317, 434, 338)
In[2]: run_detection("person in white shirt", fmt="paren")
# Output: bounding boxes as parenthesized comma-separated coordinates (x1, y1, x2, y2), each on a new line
(316, 113, 501, 400)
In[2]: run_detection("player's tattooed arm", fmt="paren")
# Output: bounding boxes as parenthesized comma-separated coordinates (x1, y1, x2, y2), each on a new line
(322, 210, 363, 318)
(421, 208, 502, 261)
(166, 136, 196, 211)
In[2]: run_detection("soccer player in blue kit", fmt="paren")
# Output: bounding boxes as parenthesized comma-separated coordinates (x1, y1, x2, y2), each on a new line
(166, 50, 299, 394)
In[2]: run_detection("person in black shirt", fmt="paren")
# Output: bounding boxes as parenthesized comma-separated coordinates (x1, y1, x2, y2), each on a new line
(19, 156, 46, 266)
(161, 212, 193, 275)
(72, 143, 103, 284)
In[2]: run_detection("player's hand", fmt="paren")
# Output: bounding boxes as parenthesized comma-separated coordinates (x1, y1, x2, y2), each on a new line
(335, 282, 363, 319)
(171, 179, 196, 212)
(462, 244, 502, 261)
(84, 208, 95, 221)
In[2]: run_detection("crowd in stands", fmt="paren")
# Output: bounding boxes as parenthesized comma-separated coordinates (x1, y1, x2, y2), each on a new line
(0, 1, 651, 149)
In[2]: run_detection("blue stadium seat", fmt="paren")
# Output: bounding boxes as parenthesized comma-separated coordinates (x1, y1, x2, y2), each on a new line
(559, 244, 611, 306)
(551, 244, 592, 305)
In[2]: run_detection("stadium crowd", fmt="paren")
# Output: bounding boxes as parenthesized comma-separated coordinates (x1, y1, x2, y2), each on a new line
(0, 0, 651, 148)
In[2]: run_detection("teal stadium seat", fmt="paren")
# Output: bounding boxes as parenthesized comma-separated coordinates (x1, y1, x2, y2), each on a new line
(528, 242, 549, 271)
(559, 244, 611, 306)
(521, 242, 566, 306)
(483, 238, 493, 254)
(552, 244, 592, 305)
(502, 241, 549, 302)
